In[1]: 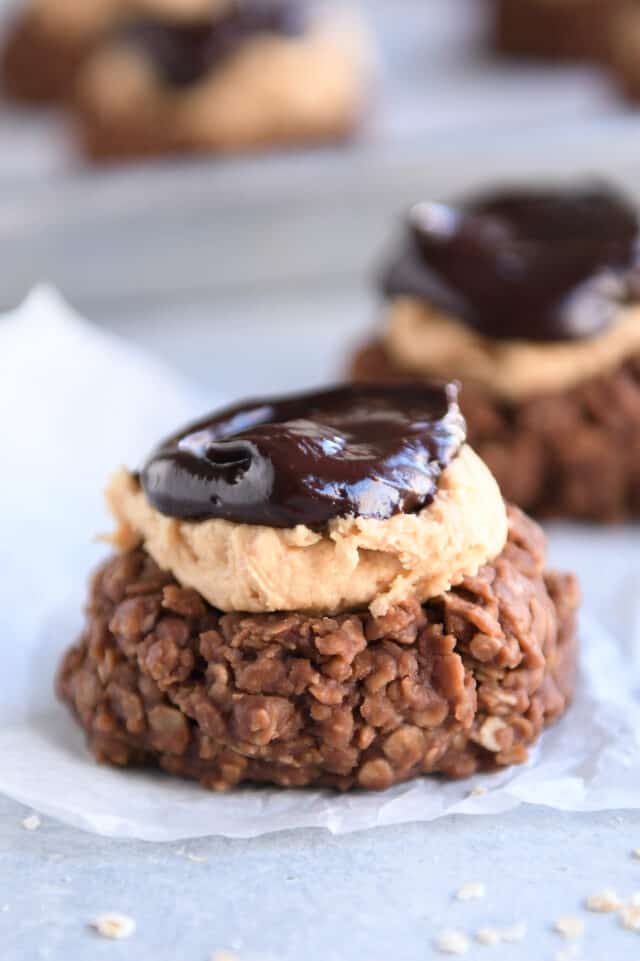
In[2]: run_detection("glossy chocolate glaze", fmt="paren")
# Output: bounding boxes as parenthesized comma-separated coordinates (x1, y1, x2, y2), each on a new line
(141, 384, 466, 528)
(383, 185, 640, 341)
(121, 1, 305, 87)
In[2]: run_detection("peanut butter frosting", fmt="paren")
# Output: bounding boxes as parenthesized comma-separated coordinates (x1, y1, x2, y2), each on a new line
(385, 296, 640, 402)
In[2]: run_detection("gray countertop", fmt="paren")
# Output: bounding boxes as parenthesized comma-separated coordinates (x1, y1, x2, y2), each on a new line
(4, 793, 640, 961)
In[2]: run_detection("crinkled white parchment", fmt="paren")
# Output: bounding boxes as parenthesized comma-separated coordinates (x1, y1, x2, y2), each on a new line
(1, 288, 639, 840)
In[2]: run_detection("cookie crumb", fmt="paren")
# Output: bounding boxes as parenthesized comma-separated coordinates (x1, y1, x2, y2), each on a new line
(619, 904, 640, 931)
(91, 913, 136, 940)
(475, 927, 500, 945)
(554, 916, 584, 939)
(585, 890, 621, 913)
(21, 814, 40, 831)
(434, 930, 470, 955)
(456, 882, 486, 901)
(468, 786, 487, 797)
(474, 921, 526, 946)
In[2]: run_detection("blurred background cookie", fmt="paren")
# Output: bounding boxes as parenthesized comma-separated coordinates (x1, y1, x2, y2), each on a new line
(1, 0, 130, 102)
(490, 0, 627, 62)
(73, 1, 372, 160)
(351, 182, 640, 522)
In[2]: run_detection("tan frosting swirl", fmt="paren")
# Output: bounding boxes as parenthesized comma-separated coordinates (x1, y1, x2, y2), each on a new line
(385, 296, 640, 401)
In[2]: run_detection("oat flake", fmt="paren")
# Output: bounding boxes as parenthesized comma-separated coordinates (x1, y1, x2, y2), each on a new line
(585, 890, 621, 913)
(554, 916, 585, 940)
(434, 929, 470, 955)
(456, 882, 486, 901)
(619, 904, 640, 931)
(21, 814, 40, 831)
(475, 927, 500, 945)
(91, 913, 136, 940)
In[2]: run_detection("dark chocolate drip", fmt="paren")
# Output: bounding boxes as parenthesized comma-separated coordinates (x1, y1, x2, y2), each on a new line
(121, 0, 305, 87)
(383, 184, 640, 342)
(141, 384, 466, 528)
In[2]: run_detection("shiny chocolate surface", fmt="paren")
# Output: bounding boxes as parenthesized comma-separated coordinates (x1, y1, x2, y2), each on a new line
(383, 184, 640, 341)
(141, 383, 466, 527)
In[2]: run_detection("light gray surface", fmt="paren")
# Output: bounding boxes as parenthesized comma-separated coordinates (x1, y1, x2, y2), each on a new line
(4, 793, 640, 961)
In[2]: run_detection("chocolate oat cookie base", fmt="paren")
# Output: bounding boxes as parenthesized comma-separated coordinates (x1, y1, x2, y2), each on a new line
(351, 341, 640, 522)
(58, 506, 578, 791)
(491, 0, 625, 62)
(1, 11, 91, 103)
(75, 105, 186, 163)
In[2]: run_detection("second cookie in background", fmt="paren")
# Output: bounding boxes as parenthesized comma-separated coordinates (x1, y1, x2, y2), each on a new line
(490, 0, 628, 62)
(351, 183, 640, 522)
(1, 0, 373, 161)
(73, 0, 373, 160)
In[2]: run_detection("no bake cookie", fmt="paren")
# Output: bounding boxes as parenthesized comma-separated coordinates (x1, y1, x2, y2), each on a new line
(490, 0, 627, 62)
(351, 184, 640, 521)
(1, 0, 128, 103)
(58, 384, 579, 791)
(72, 0, 371, 160)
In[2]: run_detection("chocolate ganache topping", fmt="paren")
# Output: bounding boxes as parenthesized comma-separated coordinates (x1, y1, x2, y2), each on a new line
(383, 184, 640, 341)
(140, 384, 466, 528)
(121, 0, 305, 87)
